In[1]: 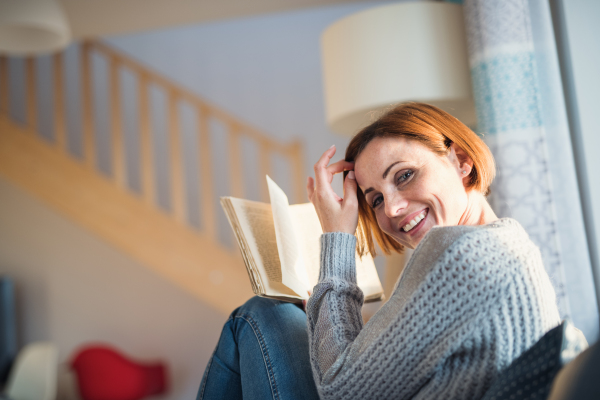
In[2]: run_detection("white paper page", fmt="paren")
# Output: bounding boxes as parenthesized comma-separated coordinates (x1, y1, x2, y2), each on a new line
(289, 203, 323, 287)
(289, 203, 384, 300)
(225, 198, 303, 299)
(266, 176, 311, 297)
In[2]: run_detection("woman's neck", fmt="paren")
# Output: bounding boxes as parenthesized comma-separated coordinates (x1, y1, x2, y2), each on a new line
(459, 190, 498, 226)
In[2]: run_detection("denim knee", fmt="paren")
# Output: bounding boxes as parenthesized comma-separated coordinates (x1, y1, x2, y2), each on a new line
(233, 296, 285, 318)
(232, 296, 303, 326)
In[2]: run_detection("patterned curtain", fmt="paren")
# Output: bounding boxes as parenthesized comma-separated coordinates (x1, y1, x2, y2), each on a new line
(463, 0, 598, 341)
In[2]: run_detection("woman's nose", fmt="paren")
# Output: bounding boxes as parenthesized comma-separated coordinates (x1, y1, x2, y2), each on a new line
(384, 193, 407, 218)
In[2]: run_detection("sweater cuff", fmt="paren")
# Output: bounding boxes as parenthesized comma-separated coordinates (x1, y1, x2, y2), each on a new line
(320, 232, 357, 283)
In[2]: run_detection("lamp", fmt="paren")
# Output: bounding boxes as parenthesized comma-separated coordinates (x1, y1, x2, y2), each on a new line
(0, 0, 71, 55)
(321, 2, 475, 135)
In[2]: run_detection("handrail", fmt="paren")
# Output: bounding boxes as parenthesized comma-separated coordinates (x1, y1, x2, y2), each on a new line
(89, 41, 298, 156)
(0, 40, 306, 248)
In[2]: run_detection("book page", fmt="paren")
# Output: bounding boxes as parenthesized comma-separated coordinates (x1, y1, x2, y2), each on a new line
(242, 201, 281, 282)
(222, 197, 303, 300)
(289, 202, 384, 301)
(289, 203, 323, 287)
(267, 176, 311, 297)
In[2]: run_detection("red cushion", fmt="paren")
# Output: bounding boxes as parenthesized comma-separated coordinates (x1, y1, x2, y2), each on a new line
(71, 345, 168, 400)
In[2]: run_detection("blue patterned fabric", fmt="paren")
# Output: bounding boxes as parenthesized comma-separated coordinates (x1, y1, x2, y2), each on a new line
(471, 53, 541, 134)
(463, 0, 599, 341)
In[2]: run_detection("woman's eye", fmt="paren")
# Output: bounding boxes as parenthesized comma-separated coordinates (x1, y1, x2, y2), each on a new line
(371, 196, 383, 208)
(396, 170, 413, 185)
(370, 170, 413, 208)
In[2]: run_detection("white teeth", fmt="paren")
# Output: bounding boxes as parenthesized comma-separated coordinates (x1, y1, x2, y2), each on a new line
(403, 210, 427, 232)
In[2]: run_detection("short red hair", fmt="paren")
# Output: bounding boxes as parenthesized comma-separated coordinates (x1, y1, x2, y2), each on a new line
(345, 102, 495, 257)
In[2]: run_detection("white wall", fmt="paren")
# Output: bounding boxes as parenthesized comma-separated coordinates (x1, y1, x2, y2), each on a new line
(0, 177, 226, 399)
(561, 0, 600, 304)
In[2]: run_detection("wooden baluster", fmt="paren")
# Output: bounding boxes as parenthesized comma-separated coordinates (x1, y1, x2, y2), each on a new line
(80, 42, 96, 168)
(168, 89, 186, 224)
(228, 123, 244, 199)
(138, 73, 155, 206)
(53, 53, 67, 152)
(0, 56, 8, 116)
(198, 105, 216, 237)
(290, 141, 306, 204)
(25, 58, 37, 131)
(109, 56, 126, 187)
(258, 140, 272, 202)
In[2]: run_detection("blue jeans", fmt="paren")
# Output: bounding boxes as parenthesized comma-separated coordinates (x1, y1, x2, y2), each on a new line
(197, 296, 320, 400)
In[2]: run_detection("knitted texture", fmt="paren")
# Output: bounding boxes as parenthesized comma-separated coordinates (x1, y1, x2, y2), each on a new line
(306, 219, 560, 400)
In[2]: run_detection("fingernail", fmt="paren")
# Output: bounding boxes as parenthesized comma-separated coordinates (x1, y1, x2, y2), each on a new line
(348, 171, 355, 179)
(329, 144, 335, 149)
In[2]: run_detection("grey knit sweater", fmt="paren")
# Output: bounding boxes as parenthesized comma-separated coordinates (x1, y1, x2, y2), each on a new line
(306, 218, 561, 400)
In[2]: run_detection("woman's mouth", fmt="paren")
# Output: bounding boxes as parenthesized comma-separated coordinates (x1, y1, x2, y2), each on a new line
(402, 209, 428, 233)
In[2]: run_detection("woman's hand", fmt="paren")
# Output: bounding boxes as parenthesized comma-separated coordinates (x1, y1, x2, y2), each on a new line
(307, 145, 359, 235)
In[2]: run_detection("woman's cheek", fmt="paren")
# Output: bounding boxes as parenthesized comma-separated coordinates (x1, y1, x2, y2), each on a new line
(376, 213, 393, 237)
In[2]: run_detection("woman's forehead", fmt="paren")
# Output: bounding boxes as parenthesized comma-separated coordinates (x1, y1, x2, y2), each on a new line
(355, 137, 427, 166)
(354, 138, 433, 185)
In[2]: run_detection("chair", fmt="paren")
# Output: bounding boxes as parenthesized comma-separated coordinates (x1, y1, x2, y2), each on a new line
(3, 342, 58, 400)
(70, 344, 168, 400)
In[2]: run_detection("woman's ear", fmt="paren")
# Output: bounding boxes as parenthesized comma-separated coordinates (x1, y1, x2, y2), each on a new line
(449, 142, 474, 184)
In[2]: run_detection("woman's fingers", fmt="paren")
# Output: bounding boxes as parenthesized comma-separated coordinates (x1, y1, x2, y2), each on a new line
(314, 151, 353, 188)
(306, 176, 315, 201)
(309, 146, 356, 206)
(313, 146, 339, 198)
(308, 146, 360, 234)
(326, 160, 354, 176)
(314, 145, 337, 171)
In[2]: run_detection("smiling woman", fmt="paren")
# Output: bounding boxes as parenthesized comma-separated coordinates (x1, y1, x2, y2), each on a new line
(304, 102, 562, 400)
(198, 102, 564, 400)
(345, 102, 496, 256)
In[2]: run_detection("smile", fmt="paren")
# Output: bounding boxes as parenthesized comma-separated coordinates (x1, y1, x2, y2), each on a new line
(402, 209, 428, 232)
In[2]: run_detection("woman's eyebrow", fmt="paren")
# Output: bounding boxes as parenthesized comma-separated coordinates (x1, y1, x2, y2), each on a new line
(363, 161, 405, 196)
(382, 161, 401, 179)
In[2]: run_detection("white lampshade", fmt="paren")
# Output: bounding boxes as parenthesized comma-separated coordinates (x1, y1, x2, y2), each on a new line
(0, 0, 71, 55)
(321, 2, 475, 135)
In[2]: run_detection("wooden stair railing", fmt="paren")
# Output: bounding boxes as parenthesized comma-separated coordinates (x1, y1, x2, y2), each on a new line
(0, 41, 306, 314)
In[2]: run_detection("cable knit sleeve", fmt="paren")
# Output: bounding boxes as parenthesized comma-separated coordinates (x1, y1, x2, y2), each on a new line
(307, 233, 364, 380)
(305, 225, 560, 400)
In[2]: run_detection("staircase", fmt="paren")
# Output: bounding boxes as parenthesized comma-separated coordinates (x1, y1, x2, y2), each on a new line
(0, 41, 306, 314)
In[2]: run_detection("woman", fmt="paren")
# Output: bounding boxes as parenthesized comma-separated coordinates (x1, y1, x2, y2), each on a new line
(198, 103, 560, 400)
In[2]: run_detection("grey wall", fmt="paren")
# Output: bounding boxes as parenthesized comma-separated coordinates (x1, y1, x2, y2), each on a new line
(0, 177, 226, 399)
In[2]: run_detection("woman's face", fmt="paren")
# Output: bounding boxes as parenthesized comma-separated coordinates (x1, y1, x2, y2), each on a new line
(354, 137, 472, 249)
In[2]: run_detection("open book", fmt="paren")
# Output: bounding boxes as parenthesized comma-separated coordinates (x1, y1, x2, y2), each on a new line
(220, 176, 384, 303)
